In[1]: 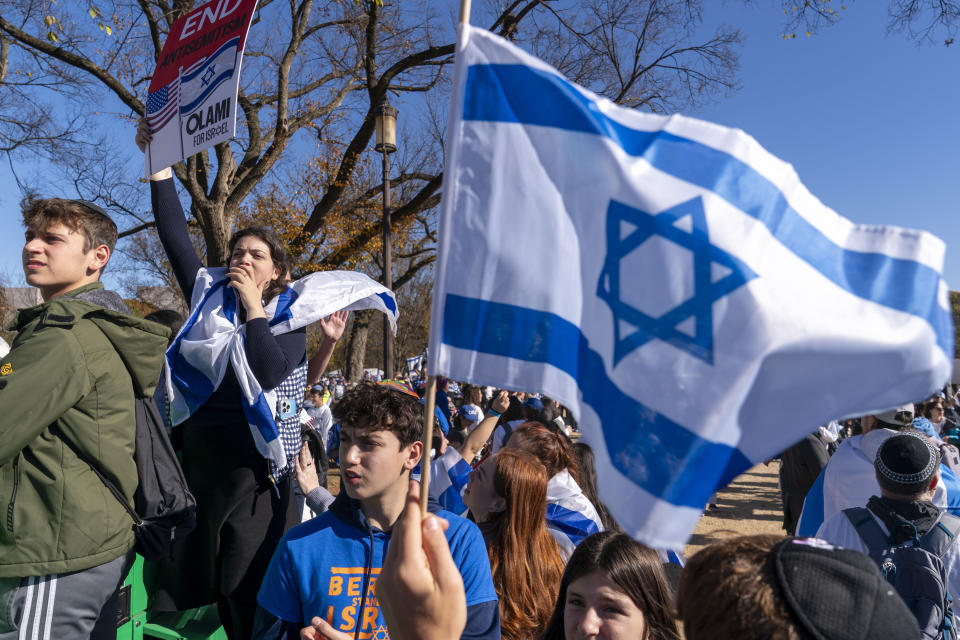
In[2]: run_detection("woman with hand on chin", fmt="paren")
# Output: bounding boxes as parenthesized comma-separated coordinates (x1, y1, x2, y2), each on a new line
(135, 119, 346, 640)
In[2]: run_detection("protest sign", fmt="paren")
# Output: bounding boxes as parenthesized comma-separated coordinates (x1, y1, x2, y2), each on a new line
(145, 0, 258, 175)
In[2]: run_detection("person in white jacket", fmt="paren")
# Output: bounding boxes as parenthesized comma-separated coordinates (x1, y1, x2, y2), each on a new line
(816, 431, 960, 600)
(794, 403, 957, 536)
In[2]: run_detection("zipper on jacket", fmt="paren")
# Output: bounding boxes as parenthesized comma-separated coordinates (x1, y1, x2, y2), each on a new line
(355, 529, 376, 640)
(7, 454, 19, 533)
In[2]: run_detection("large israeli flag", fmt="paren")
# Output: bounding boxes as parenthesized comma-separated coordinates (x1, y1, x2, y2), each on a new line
(428, 25, 955, 548)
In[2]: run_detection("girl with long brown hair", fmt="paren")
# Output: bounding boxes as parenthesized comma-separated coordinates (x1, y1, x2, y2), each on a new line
(463, 448, 565, 640)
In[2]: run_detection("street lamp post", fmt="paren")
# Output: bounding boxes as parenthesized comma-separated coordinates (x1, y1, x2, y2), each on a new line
(375, 100, 398, 379)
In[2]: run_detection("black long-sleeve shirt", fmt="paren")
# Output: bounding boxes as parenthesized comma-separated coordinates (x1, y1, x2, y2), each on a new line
(151, 177, 305, 428)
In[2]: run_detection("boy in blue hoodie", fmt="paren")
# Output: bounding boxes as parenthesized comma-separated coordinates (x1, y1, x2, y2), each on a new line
(254, 381, 500, 640)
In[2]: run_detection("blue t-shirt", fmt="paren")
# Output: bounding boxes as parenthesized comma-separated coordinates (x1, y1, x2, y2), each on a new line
(257, 501, 499, 639)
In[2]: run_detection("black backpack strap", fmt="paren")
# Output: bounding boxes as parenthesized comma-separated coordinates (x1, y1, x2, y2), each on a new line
(844, 507, 891, 555)
(921, 513, 960, 558)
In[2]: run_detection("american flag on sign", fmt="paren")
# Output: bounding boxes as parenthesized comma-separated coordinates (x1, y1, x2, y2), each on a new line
(146, 78, 180, 131)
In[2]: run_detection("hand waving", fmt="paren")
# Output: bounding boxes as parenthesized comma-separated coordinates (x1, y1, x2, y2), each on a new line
(320, 310, 349, 343)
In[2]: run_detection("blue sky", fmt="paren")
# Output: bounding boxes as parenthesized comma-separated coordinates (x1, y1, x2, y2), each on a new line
(690, 2, 959, 288)
(1, 1, 957, 296)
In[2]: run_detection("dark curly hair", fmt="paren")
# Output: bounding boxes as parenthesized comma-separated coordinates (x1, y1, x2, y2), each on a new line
(332, 381, 423, 448)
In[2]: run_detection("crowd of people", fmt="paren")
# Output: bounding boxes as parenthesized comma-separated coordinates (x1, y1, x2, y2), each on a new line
(1, 120, 960, 640)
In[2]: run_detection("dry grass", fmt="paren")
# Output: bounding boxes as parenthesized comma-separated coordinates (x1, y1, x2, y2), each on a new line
(684, 462, 785, 558)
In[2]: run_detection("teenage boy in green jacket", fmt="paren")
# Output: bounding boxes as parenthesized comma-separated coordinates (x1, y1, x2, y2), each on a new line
(0, 197, 168, 640)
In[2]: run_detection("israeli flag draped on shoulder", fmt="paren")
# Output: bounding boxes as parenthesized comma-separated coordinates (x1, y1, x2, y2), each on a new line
(546, 470, 604, 558)
(165, 268, 398, 469)
(428, 24, 955, 548)
(429, 447, 472, 517)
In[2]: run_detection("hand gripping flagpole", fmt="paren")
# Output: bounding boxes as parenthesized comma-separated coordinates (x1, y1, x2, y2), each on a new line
(419, 0, 472, 518)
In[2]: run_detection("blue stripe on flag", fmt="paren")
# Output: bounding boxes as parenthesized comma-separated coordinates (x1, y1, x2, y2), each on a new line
(168, 354, 216, 415)
(167, 279, 230, 414)
(546, 502, 601, 545)
(442, 293, 751, 509)
(377, 292, 398, 315)
(181, 38, 240, 82)
(438, 483, 468, 516)
(666, 549, 685, 567)
(243, 392, 281, 445)
(223, 285, 237, 324)
(269, 287, 300, 327)
(462, 64, 952, 357)
(941, 464, 960, 517)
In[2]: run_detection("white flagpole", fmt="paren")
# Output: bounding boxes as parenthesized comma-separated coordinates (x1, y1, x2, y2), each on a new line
(420, 376, 437, 517)
(419, 0, 472, 518)
(177, 65, 186, 162)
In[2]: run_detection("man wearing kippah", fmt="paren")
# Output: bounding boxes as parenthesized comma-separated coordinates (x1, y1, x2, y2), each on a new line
(796, 404, 960, 535)
(817, 431, 960, 596)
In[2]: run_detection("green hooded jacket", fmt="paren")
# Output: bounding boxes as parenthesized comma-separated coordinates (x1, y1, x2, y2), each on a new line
(0, 283, 169, 577)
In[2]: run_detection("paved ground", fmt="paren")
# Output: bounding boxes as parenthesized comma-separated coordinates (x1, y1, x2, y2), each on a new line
(684, 462, 785, 557)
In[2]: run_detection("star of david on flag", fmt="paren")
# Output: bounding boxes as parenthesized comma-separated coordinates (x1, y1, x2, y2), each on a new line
(201, 65, 216, 87)
(180, 37, 239, 114)
(598, 197, 756, 366)
(428, 24, 954, 548)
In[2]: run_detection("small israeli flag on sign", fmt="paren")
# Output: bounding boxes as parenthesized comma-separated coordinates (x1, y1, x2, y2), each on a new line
(429, 25, 954, 549)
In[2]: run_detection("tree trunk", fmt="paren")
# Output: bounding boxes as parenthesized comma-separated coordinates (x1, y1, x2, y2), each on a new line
(192, 199, 234, 267)
(345, 309, 372, 382)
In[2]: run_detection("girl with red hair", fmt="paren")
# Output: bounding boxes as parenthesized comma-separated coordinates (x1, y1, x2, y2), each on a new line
(463, 448, 565, 640)
(507, 423, 604, 557)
